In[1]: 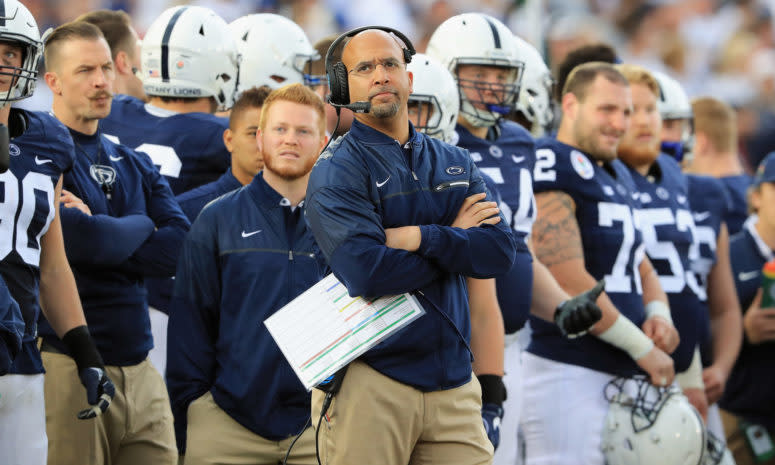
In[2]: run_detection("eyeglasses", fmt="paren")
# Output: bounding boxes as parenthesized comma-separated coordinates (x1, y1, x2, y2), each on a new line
(349, 58, 405, 78)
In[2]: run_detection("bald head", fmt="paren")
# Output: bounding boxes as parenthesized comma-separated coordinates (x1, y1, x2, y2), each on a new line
(341, 30, 406, 71)
(338, 28, 413, 123)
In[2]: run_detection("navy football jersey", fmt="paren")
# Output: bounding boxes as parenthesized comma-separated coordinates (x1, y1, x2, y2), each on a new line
(529, 137, 646, 376)
(687, 174, 733, 366)
(455, 120, 535, 333)
(1, 110, 75, 374)
(627, 155, 704, 372)
(99, 95, 230, 195)
(719, 174, 752, 236)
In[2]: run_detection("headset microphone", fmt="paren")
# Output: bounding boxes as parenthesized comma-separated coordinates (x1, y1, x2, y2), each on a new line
(328, 99, 371, 113)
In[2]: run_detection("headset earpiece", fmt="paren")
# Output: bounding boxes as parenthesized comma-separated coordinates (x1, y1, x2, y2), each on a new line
(324, 25, 416, 108)
(329, 61, 350, 106)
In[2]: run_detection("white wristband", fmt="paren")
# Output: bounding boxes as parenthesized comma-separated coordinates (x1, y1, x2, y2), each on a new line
(597, 314, 654, 361)
(645, 300, 673, 325)
(675, 348, 704, 390)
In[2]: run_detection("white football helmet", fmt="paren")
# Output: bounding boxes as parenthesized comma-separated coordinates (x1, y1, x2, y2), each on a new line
(602, 379, 705, 465)
(652, 70, 694, 162)
(704, 430, 736, 465)
(141, 6, 239, 111)
(0, 0, 42, 105)
(407, 53, 459, 144)
(426, 13, 523, 128)
(513, 36, 555, 137)
(229, 14, 319, 96)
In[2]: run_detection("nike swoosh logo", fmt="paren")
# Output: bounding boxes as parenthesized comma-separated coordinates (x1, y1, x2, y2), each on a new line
(241, 230, 262, 238)
(376, 176, 390, 188)
(35, 156, 52, 165)
(693, 211, 711, 222)
(512, 155, 525, 163)
(738, 271, 759, 281)
(109, 155, 123, 162)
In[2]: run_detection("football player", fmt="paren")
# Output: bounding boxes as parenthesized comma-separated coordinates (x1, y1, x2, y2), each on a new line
(509, 36, 555, 138)
(99, 5, 238, 195)
(41, 21, 189, 464)
(525, 62, 677, 465)
(689, 96, 752, 236)
(615, 64, 709, 418)
(0, 3, 115, 464)
(176, 86, 270, 222)
(719, 153, 775, 465)
(408, 49, 603, 464)
(654, 70, 742, 442)
(229, 14, 319, 97)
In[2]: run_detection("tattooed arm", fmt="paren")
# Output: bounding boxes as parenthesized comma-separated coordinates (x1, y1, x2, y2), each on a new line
(532, 191, 619, 335)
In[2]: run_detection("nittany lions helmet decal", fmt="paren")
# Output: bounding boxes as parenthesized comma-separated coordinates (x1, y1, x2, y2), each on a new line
(141, 6, 239, 111)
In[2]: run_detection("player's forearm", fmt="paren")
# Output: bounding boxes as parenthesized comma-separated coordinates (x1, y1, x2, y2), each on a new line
(468, 278, 505, 376)
(708, 225, 743, 375)
(39, 252, 86, 337)
(529, 258, 569, 322)
(639, 257, 669, 306)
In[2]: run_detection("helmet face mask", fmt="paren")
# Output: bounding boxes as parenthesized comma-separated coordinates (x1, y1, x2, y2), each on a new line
(141, 6, 239, 111)
(454, 58, 522, 127)
(406, 53, 459, 143)
(602, 377, 706, 465)
(513, 36, 556, 136)
(0, 0, 42, 105)
(426, 13, 523, 128)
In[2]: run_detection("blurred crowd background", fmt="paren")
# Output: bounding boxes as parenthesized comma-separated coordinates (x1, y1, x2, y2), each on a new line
(25, 0, 775, 171)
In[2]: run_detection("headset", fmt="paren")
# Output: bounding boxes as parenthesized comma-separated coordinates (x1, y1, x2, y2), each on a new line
(324, 25, 416, 114)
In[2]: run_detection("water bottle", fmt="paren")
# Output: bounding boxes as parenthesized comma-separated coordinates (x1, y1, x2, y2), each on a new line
(762, 260, 775, 308)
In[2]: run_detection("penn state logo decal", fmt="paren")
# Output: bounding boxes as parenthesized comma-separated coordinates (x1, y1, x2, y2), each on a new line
(656, 187, 670, 200)
(570, 150, 594, 180)
(446, 166, 465, 175)
(90, 164, 117, 187)
(9, 143, 19, 156)
(489, 145, 503, 159)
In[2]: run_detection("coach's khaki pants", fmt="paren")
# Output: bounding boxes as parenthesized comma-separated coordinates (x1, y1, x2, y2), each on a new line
(42, 352, 177, 465)
(184, 391, 315, 465)
(311, 360, 493, 465)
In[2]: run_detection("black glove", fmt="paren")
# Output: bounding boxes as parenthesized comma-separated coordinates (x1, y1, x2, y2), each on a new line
(482, 403, 503, 450)
(478, 374, 507, 450)
(62, 326, 115, 419)
(554, 279, 605, 338)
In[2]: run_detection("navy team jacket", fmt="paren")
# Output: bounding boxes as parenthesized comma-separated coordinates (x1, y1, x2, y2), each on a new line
(305, 119, 517, 392)
(167, 173, 329, 449)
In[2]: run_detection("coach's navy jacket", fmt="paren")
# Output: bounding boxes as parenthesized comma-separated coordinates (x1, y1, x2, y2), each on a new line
(167, 173, 329, 450)
(38, 129, 190, 366)
(305, 120, 517, 392)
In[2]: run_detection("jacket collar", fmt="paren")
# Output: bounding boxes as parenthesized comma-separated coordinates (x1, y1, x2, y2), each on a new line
(247, 171, 304, 211)
(218, 168, 243, 191)
(348, 118, 422, 147)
